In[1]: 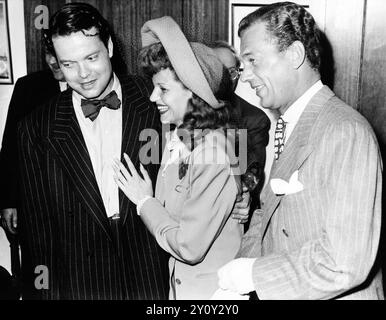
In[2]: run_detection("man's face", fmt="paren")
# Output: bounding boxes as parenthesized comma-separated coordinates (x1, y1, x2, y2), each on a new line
(212, 47, 239, 91)
(45, 52, 65, 82)
(240, 22, 295, 114)
(53, 27, 113, 100)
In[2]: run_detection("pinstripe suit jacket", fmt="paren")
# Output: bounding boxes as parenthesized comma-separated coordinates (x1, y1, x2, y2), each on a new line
(17, 75, 169, 300)
(0, 70, 61, 209)
(238, 86, 384, 299)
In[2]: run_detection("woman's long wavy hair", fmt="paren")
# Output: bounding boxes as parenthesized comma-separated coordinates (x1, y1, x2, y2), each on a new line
(138, 42, 235, 135)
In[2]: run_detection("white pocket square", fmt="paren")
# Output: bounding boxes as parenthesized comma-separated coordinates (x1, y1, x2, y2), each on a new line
(270, 170, 303, 195)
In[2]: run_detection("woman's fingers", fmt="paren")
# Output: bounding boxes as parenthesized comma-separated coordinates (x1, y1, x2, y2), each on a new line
(140, 163, 152, 186)
(115, 170, 127, 186)
(114, 175, 132, 200)
(114, 158, 131, 181)
(123, 153, 140, 180)
(113, 174, 124, 190)
(113, 161, 127, 182)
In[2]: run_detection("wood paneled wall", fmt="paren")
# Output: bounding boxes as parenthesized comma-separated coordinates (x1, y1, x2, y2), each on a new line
(324, 0, 386, 151)
(24, 0, 66, 73)
(360, 0, 386, 151)
(25, 0, 229, 74)
(324, 0, 365, 109)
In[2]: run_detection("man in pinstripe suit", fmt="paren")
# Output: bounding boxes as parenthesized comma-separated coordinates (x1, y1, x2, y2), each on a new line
(16, 3, 169, 299)
(216, 2, 384, 299)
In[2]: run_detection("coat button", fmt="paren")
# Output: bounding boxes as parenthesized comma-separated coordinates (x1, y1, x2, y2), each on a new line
(175, 278, 181, 285)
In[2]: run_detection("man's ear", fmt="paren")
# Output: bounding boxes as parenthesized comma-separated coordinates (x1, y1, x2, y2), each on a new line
(108, 37, 114, 58)
(286, 40, 306, 69)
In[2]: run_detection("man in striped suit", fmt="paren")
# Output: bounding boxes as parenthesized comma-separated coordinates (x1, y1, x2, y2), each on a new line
(17, 3, 169, 299)
(216, 2, 384, 299)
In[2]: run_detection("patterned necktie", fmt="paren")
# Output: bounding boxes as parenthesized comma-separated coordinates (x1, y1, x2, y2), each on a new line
(274, 116, 286, 160)
(80, 90, 121, 121)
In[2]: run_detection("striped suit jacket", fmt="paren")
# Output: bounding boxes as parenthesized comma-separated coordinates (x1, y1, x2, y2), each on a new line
(0, 70, 60, 209)
(238, 86, 384, 299)
(17, 75, 169, 300)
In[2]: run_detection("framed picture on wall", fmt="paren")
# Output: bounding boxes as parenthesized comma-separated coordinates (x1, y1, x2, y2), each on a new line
(0, 0, 13, 84)
(229, 1, 260, 53)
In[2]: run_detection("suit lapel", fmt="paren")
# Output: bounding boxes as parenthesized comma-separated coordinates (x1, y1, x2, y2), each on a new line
(118, 76, 156, 226)
(47, 89, 113, 242)
(260, 86, 335, 236)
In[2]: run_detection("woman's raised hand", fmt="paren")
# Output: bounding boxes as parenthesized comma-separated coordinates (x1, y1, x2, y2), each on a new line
(113, 153, 153, 205)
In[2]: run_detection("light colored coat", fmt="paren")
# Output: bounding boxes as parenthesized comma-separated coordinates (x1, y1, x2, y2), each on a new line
(141, 130, 243, 299)
(238, 86, 384, 299)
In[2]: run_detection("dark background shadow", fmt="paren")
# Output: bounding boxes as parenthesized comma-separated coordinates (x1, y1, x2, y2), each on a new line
(319, 30, 335, 89)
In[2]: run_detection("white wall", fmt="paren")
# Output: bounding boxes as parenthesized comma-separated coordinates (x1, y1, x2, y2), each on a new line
(0, 228, 11, 273)
(0, 0, 26, 274)
(0, 0, 27, 149)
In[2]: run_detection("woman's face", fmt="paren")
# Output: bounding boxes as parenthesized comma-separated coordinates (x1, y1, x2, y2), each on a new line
(150, 68, 192, 126)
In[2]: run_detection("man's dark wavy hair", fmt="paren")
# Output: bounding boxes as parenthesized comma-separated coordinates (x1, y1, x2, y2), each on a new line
(44, 2, 111, 56)
(238, 1, 321, 70)
(138, 42, 234, 133)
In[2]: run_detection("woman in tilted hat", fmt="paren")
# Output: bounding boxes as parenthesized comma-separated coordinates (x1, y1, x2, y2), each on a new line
(113, 16, 244, 300)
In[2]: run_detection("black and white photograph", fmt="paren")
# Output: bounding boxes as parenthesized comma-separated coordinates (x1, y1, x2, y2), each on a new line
(0, 0, 385, 310)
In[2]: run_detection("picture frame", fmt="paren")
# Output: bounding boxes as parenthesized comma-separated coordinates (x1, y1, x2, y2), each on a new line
(0, 0, 13, 84)
(229, 2, 261, 53)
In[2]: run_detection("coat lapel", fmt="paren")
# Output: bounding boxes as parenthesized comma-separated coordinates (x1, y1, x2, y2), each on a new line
(47, 89, 113, 242)
(118, 76, 157, 226)
(260, 86, 335, 236)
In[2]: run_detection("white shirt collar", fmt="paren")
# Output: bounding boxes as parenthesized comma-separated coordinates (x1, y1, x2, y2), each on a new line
(280, 80, 323, 144)
(59, 81, 67, 92)
(282, 80, 323, 123)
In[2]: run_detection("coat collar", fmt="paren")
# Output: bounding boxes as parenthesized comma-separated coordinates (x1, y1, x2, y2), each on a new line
(118, 74, 155, 226)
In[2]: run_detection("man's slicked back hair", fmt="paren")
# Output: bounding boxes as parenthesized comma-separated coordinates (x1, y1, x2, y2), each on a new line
(45, 2, 111, 56)
(238, 1, 321, 70)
